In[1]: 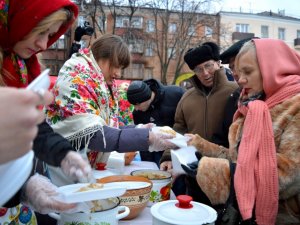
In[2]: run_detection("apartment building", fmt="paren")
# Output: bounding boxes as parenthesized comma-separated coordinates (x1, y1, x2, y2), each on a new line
(218, 11, 300, 52)
(40, 4, 219, 84)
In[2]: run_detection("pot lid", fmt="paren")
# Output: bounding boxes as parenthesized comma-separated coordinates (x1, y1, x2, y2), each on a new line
(151, 195, 217, 225)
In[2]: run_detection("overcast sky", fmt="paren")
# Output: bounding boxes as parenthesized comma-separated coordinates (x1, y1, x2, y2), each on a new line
(213, 0, 300, 18)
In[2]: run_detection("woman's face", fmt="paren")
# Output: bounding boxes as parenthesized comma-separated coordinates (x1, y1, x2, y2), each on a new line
(98, 59, 122, 86)
(236, 49, 263, 98)
(13, 21, 63, 59)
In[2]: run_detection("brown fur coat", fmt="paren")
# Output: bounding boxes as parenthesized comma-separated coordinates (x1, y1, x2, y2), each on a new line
(193, 93, 300, 224)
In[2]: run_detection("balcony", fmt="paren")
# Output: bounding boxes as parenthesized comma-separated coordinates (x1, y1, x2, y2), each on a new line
(232, 32, 255, 41)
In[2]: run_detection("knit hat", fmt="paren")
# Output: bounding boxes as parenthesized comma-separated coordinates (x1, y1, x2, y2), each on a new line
(127, 81, 152, 105)
(184, 42, 220, 70)
(220, 38, 258, 64)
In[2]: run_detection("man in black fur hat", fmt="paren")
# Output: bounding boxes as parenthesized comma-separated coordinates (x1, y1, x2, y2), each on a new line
(159, 42, 238, 202)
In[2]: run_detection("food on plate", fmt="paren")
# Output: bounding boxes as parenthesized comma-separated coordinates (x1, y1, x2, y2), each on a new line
(135, 172, 169, 180)
(159, 126, 176, 137)
(76, 183, 104, 192)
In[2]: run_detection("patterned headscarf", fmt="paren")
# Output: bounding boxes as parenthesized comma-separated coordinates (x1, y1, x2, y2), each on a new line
(0, 0, 78, 87)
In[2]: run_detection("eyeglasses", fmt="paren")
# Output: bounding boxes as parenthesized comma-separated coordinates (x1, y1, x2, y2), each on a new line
(193, 62, 215, 75)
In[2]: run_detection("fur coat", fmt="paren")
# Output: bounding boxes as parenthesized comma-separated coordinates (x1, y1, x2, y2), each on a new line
(192, 93, 300, 224)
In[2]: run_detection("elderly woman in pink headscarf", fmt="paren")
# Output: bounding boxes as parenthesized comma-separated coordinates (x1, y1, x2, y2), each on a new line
(186, 39, 300, 225)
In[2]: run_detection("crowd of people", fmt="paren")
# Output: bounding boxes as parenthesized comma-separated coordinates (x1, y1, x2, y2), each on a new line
(1, 0, 300, 224)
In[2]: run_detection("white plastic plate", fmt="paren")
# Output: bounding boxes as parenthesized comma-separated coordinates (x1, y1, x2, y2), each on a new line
(55, 183, 127, 203)
(0, 151, 34, 206)
(27, 68, 50, 91)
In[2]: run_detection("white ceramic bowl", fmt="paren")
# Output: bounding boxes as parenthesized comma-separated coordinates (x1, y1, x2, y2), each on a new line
(130, 169, 172, 206)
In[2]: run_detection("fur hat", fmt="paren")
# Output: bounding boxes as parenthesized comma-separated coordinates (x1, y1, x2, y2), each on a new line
(127, 81, 152, 105)
(220, 38, 259, 64)
(184, 42, 220, 70)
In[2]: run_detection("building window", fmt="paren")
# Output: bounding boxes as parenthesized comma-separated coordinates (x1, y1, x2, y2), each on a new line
(167, 47, 176, 59)
(297, 30, 300, 38)
(261, 25, 269, 38)
(144, 68, 153, 79)
(77, 16, 87, 27)
(236, 23, 249, 33)
(116, 16, 143, 28)
(131, 16, 143, 29)
(146, 20, 155, 32)
(98, 16, 107, 31)
(128, 39, 143, 53)
(145, 42, 155, 56)
(116, 16, 129, 28)
(168, 23, 177, 33)
(205, 26, 213, 37)
(49, 35, 65, 49)
(278, 28, 285, 40)
(131, 63, 144, 79)
(188, 25, 195, 36)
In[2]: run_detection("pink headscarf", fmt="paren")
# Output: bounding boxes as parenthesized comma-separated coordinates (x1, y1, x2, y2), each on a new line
(234, 39, 300, 225)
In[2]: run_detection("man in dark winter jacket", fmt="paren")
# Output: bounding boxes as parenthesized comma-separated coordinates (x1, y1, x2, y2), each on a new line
(127, 79, 184, 165)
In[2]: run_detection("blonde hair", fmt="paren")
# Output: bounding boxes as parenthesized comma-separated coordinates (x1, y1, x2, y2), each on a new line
(30, 8, 73, 37)
(235, 40, 256, 68)
(91, 34, 131, 70)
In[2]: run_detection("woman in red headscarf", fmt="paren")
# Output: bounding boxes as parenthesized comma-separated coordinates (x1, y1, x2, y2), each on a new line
(0, 0, 93, 224)
(185, 39, 300, 225)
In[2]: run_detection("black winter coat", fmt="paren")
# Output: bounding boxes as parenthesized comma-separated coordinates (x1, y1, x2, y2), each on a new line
(132, 79, 184, 127)
(212, 88, 241, 147)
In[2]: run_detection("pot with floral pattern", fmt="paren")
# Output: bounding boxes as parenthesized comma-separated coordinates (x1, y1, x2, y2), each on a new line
(48, 197, 129, 225)
(130, 169, 172, 206)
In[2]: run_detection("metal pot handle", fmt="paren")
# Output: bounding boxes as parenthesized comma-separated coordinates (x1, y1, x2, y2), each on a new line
(116, 206, 130, 220)
(48, 212, 61, 221)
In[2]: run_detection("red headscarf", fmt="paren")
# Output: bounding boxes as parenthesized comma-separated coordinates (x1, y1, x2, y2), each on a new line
(234, 39, 300, 225)
(0, 0, 78, 87)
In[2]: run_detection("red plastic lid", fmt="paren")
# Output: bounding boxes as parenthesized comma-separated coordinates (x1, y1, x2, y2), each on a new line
(95, 162, 106, 170)
(175, 195, 193, 209)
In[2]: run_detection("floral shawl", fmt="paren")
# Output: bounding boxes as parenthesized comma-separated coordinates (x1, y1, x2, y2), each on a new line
(45, 48, 120, 167)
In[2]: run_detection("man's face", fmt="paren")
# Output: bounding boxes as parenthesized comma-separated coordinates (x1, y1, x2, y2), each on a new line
(193, 60, 220, 87)
(133, 98, 152, 112)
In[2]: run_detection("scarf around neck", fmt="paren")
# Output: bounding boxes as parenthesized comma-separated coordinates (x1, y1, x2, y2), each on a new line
(233, 39, 300, 225)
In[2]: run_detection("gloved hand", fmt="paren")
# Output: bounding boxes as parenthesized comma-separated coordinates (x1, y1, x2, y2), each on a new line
(61, 151, 94, 183)
(149, 131, 178, 152)
(181, 161, 199, 178)
(22, 174, 77, 214)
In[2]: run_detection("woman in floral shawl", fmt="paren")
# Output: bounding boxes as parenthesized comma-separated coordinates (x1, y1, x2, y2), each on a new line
(45, 34, 176, 186)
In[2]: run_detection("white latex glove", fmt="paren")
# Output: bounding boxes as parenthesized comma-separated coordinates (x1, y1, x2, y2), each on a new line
(148, 131, 178, 152)
(136, 123, 156, 129)
(22, 174, 76, 214)
(61, 151, 94, 183)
